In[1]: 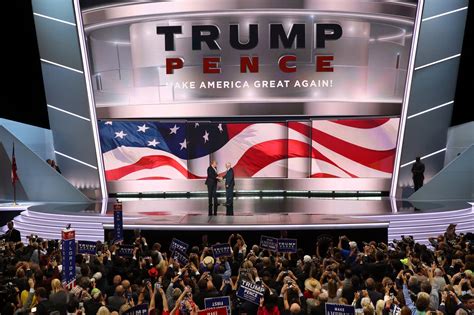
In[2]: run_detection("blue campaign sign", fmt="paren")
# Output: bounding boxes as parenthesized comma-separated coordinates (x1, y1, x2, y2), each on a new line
(117, 245, 134, 257)
(123, 303, 148, 315)
(326, 303, 355, 315)
(77, 241, 97, 255)
(113, 209, 124, 243)
(277, 238, 297, 253)
(170, 238, 189, 253)
(260, 235, 278, 251)
(62, 229, 76, 286)
(172, 249, 189, 266)
(204, 296, 231, 315)
(211, 243, 232, 258)
(236, 279, 265, 305)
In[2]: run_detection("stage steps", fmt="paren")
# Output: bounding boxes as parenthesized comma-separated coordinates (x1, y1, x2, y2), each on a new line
(360, 206, 474, 245)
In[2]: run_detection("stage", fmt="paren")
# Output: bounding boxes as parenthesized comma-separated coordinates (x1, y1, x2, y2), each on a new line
(1, 196, 473, 247)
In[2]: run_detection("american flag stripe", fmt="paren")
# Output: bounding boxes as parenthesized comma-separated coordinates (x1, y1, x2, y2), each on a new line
(211, 123, 287, 175)
(100, 118, 398, 181)
(106, 155, 189, 180)
(311, 140, 393, 178)
(288, 121, 311, 178)
(312, 127, 395, 173)
(312, 119, 398, 151)
(331, 118, 390, 129)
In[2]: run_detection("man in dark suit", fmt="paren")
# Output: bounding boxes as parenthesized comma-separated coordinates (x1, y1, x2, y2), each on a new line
(205, 160, 220, 215)
(411, 156, 425, 191)
(224, 162, 235, 216)
(0, 221, 21, 243)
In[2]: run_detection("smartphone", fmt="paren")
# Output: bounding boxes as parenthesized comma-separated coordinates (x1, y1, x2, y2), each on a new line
(31, 307, 37, 313)
(155, 282, 161, 289)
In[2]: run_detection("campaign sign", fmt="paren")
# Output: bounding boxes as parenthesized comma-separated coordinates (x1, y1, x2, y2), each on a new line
(117, 245, 134, 257)
(260, 236, 278, 251)
(62, 229, 76, 286)
(211, 243, 232, 258)
(170, 238, 189, 253)
(172, 249, 189, 266)
(204, 296, 231, 315)
(123, 303, 148, 315)
(236, 279, 265, 305)
(326, 303, 355, 315)
(277, 238, 297, 253)
(197, 307, 227, 315)
(77, 241, 97, 255)
(113, 208, 124, 243)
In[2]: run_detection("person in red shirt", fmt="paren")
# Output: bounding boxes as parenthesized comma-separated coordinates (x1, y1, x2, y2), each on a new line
(258, 290, 280, 315)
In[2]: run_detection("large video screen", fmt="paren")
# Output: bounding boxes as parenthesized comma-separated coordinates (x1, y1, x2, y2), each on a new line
(83, 0, 419, 117)
(99, 118, 398, 181)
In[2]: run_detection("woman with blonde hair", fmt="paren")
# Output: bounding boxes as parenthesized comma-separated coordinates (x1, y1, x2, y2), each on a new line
(97, 305, 111, 315)
(375, 299, 385, 315)
(50, 278, 68, 315)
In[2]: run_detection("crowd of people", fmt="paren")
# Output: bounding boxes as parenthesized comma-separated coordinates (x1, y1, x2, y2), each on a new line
(0, 223, 472, 315)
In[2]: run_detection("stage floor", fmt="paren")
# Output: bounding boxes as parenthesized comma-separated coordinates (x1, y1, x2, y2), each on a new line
(1, 197, 473, 244)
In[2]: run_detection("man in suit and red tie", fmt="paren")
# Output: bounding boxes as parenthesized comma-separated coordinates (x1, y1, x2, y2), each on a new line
(205, 160, 221, 215)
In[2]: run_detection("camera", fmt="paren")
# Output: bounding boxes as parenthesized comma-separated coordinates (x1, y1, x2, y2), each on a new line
(0, 282, 17, 305)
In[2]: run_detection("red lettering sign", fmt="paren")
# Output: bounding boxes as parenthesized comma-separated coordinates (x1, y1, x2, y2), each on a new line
(197, 307, 228, 315)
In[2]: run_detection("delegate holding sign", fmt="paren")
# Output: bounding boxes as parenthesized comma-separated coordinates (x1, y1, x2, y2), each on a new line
(277, 238, 297, 253)
(197, 307, 227, 315)
(326, 303, 355, 315)
(170, 238, 189, 253)
(211, 243, 232, 258)
(172, 249, 189, 266)
(77, 241, 97, 255)
(204, 296, 231, 315)
(236, 280, 265, 305)
(260, 236, 278, 251)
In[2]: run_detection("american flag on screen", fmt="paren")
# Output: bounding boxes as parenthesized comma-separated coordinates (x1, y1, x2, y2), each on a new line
(98, 118, 398, 180)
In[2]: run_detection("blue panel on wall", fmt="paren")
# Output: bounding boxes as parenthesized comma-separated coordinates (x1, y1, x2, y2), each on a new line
(34, 16, 83, 71)
(31, 0, 76, 24)
(408, 57, 460, 116)
(415, 9, 467, 67)
(401, 104, 452, 165)
(41, 63, 91, 119)
(47, 109, 98, 167)
(422, 0, 468, 20)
